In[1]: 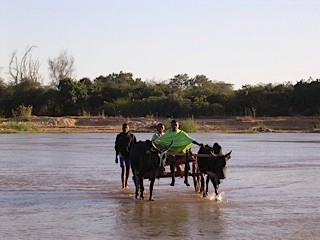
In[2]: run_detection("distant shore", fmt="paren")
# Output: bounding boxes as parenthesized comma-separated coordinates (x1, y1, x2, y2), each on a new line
(12, 116, 318, 133)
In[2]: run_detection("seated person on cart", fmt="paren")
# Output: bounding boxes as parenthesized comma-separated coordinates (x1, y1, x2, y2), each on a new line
(154, 119, 202, 186)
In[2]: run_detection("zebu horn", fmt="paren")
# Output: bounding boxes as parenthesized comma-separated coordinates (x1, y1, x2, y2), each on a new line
(158, 141, 174, 166)
(163, 140, 174, 151)
(151, 141, 159, 151)
(209, 151, 217, 157)
(225, 150, 232, 160)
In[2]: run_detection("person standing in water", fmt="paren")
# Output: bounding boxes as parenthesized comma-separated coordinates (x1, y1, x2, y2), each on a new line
(115, 123, 137, 188)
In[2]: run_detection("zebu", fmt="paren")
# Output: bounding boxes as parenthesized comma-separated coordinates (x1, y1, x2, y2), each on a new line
(130, 140, 171, 201)
(197, 143, 232, 199)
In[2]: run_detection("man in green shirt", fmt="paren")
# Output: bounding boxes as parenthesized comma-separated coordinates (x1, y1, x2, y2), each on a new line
(154, 119, 202, 186)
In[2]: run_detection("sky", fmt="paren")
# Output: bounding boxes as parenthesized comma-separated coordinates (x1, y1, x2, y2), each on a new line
(1, 0, 319, 89)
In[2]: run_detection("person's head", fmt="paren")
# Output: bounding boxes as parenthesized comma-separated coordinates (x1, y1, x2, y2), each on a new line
(213, 142, 222, 155)
(156, 123, 165, 133)
(122, 123, 129, 133)
(171, 119, 179, 131)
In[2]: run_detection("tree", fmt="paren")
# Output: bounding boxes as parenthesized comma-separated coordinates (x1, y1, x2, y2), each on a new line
(8, 46, 42, 84)
(168, 74, 190, 90)
(48, 50, 75, 87)
(292, 79, 320, 115)
(57, 78, 79, 115)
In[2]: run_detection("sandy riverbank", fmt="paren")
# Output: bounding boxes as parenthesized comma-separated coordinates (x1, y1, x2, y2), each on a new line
(21, 116, 320, 133)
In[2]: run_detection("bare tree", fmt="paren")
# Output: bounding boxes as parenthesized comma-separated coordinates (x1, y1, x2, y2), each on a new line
(48, 50, 75, 86)
(9, 46, 42, 84)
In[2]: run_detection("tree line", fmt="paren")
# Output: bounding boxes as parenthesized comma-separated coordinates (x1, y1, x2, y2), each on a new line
(0, 47, 319, 118)
(1, 72, 319, 118)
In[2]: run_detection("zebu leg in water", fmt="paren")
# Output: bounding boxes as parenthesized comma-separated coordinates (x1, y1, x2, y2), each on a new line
(133, 170, 145, 200)
(200, 173, 205, 193)
(184, 159, 190, 186)
(209, 173, 221, 201)
(203, 172, 220, 198)
(132, 172, 139, 199)
(212, 179, 219, 197)
(139, 177, 145, 199)
(149, 177, 156, 201)
(203, 175, 210, 197)
(169, 162, 175, 186)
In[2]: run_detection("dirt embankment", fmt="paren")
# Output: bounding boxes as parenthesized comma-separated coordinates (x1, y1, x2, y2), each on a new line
(29, 116, 320, 133)
(31, 116, 158, 133)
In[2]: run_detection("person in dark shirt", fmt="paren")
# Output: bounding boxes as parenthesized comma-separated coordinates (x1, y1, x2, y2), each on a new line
(115, 123, 137, 188)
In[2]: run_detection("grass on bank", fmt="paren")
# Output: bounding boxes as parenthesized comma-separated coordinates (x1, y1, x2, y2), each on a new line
(180, 118, 199, 133)
(164, 117, 199, 133)
(0, 121, 41, 133)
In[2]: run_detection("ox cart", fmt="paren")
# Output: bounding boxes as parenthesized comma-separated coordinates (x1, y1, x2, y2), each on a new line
(130, 140, 231, 200)
(157, 151, 215, 192)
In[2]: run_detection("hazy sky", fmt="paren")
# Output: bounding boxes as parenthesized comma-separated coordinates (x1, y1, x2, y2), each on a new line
(1, 0, 319, 89)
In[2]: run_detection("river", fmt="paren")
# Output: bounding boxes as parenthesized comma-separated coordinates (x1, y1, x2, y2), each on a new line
(0, 133, 319, 239)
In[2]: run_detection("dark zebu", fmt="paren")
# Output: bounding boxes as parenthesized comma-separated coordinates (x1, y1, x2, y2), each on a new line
(197, 144, 231, 199)
(130, 140, 171, 201)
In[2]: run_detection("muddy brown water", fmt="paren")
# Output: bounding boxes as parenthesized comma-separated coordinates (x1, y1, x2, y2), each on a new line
(1, 133, 319, 239)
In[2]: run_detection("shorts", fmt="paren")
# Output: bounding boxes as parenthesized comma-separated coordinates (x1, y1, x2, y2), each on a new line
(119, 156, 131, 168)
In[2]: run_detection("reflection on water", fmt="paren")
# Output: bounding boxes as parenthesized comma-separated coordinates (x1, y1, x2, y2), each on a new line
(109, 188, 230, 239)
(0, 133, 320, 239)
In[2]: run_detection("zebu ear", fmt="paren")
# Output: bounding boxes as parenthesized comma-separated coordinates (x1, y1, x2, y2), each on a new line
(225, 150, 232, 161)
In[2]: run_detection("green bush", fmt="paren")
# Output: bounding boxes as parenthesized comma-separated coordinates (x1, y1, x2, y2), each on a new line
(179, 117, 199, 133)
(12, 105, 33, 121)
(164, 117, 199, 133)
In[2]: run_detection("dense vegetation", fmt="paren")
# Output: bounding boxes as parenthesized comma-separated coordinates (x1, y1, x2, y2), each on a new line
(0, 72, 319, 118)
